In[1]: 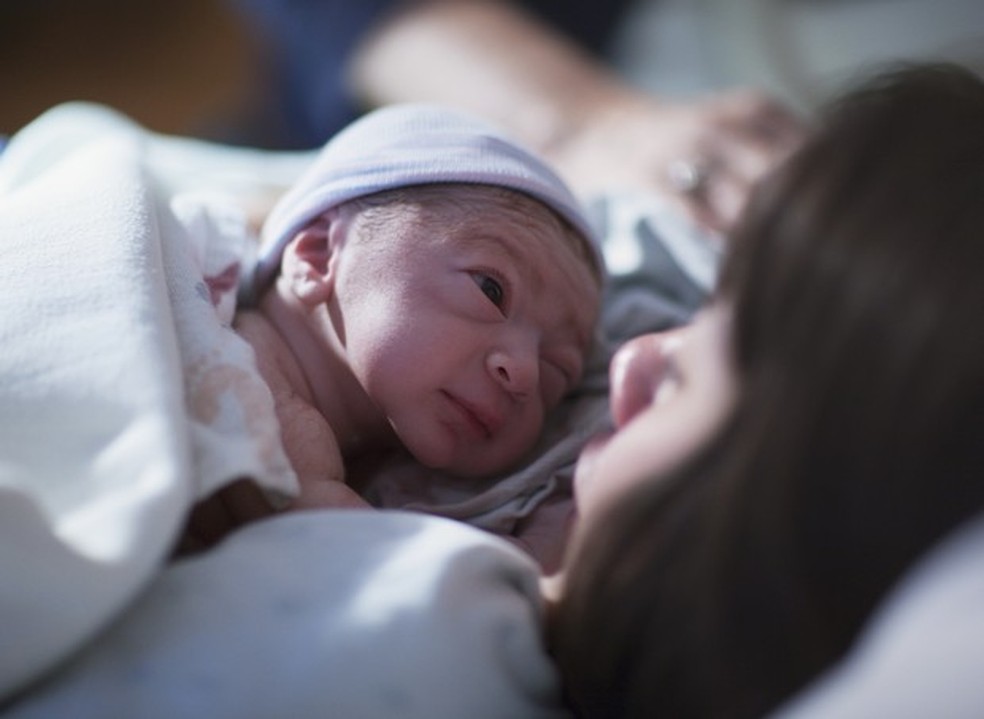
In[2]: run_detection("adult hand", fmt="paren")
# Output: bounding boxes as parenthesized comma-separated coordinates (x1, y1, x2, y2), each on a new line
(350, 0, 808, 238)
(547, 86, 807, 236)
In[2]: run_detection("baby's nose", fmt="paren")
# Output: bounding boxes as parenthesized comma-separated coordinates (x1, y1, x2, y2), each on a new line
(609, 330, 682, 428)
(487, 345, 538, 400)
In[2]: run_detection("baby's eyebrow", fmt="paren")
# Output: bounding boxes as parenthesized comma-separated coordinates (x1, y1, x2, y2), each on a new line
(461, 231, 546, 285)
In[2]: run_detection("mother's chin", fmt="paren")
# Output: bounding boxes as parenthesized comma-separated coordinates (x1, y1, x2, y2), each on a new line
(571, 431, 614, 516)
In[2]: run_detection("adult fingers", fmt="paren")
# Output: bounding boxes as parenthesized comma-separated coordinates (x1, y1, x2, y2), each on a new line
(714, 88, 809, 147)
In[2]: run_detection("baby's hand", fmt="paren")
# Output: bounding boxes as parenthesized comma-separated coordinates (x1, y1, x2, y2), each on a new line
(291, 478, 373, 510)
(175, 477, 277, 556)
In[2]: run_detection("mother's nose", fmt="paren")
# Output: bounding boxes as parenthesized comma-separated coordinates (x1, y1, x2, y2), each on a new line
(609, 330, 682, 428)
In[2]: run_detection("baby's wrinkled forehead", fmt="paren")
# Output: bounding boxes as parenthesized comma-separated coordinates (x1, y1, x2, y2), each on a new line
(426, 183, 601, 284)
(251, 102, 604, 295)
(505, 200, 603, 288)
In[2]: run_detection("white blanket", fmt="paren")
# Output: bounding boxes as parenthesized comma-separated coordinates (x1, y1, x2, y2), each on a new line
(6, 511, 568, 719)
(0, 105, 310, 699)
(0, 124, 189, 697)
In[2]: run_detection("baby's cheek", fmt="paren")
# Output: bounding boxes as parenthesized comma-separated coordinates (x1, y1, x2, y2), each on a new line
(516, 405, 549, 458)
(538, 367, 568, 410)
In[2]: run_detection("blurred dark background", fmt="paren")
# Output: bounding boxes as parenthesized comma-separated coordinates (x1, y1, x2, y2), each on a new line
(2, 0, 982, 142)
(0, 0, 260, 138)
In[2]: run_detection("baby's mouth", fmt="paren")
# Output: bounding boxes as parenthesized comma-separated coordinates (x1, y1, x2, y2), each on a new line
(442, 391, 499, 439)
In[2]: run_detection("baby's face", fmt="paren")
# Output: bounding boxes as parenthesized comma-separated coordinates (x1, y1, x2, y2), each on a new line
(333, 188, 601, 477)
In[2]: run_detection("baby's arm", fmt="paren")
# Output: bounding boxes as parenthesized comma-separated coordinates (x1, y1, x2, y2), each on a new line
(271, 391, 372, 511)
(175, 393, 369, 556)
(235, 309, 371, 512)
(290, 477, 370, 510)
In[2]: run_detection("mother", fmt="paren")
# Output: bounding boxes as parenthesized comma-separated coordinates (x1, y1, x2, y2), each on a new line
(550, 62, 984, 718)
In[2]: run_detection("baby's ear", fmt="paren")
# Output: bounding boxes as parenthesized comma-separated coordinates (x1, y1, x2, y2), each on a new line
(280, 211, 346, 305)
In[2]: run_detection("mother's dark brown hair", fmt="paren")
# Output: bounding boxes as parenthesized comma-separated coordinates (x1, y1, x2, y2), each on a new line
(551, 63, 984, 718)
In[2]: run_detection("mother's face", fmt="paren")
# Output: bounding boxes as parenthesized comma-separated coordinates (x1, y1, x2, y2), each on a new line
(574, 305, 737, 522)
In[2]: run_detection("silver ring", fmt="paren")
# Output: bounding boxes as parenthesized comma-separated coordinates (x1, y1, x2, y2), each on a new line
(665, 158, 709, 196)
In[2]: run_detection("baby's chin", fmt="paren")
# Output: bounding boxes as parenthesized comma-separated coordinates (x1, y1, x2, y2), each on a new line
(415, 444, 535, 480)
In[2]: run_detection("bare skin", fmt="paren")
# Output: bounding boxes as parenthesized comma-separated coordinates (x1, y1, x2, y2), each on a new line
(233, 310, 367, 509)
(176, 309, 369, 556)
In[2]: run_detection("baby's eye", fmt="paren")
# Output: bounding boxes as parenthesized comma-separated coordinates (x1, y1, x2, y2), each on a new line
(472, 272, 505, 309)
